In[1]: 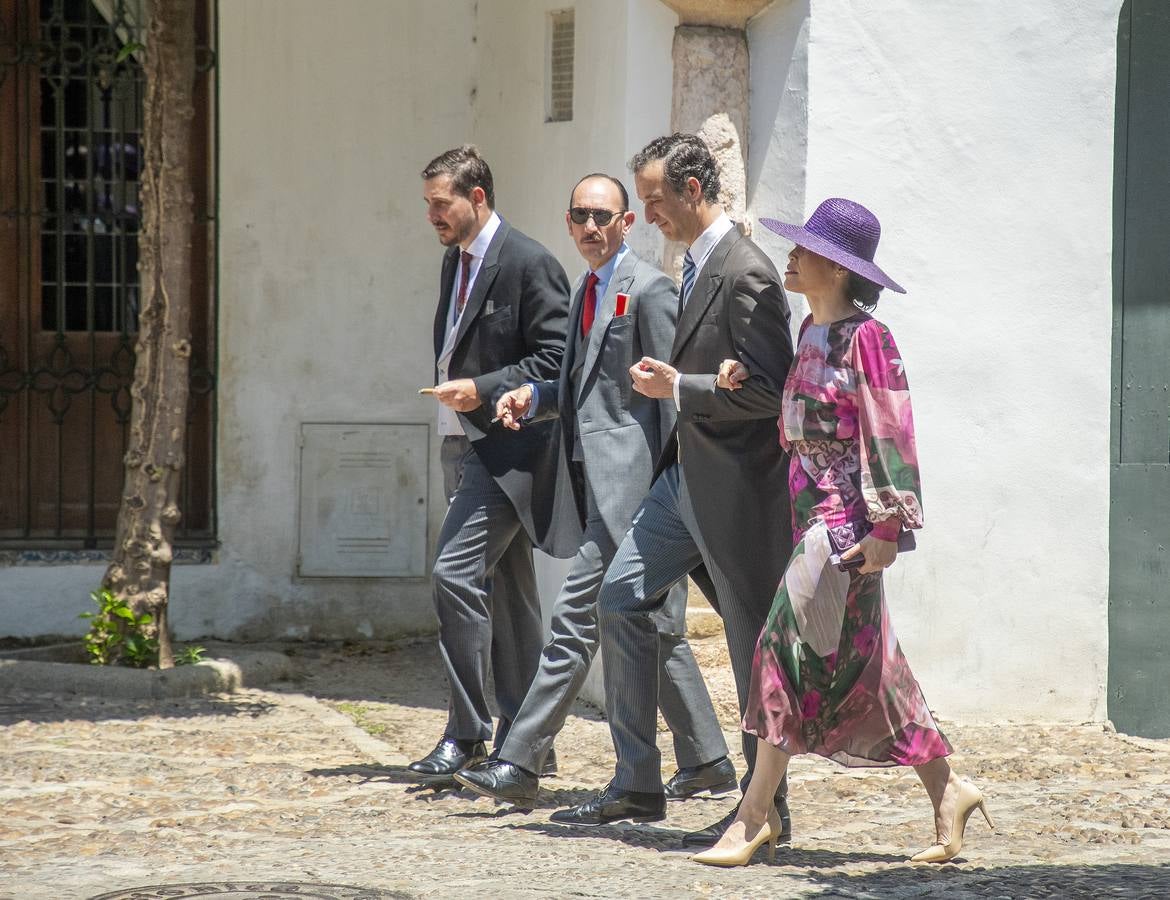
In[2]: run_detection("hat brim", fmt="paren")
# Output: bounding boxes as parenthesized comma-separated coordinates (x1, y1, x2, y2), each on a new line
(759, 217, 906, 294)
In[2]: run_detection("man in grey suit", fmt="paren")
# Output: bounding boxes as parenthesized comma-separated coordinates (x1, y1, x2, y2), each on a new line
(551, 135, 795, 842)
(453, 173, 733, 808)
(410, 146, 578, 779)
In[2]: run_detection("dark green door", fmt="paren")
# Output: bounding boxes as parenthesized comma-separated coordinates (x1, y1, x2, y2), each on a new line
(1110, 0, 1170, 738)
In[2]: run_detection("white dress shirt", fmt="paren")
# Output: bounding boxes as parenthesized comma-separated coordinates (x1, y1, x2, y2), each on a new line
(437, 211, 503, 436)
(674, 213, 735, 410)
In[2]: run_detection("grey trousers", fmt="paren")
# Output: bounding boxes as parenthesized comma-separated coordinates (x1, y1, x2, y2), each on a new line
(498, 479, 728, 775)
(598, 464, 787, 800)
(433, 436, 543, 747)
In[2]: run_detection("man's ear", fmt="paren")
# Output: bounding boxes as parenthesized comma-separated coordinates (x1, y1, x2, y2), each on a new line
(566, 211, 574, 236)
(621, 210, 636, 234)
(471, 185, 487, 207)
(686, 176, 703, 203)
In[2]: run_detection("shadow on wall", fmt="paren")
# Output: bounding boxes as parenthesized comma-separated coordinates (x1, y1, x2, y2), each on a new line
(745, 0, 810, 210)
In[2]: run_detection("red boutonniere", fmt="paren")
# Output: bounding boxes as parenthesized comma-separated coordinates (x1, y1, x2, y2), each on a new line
(615, 293, 629, 317)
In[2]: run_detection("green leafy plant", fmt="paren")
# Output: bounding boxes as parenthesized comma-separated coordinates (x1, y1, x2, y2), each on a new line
(79, 588, 158, 667)
(115, 41, 145, 63)
(175, 645, 207, 666)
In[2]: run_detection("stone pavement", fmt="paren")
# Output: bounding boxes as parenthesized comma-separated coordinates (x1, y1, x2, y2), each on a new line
(1, 637, 1168, 899)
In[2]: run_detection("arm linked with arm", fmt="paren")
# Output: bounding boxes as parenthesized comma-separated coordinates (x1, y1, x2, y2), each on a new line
(676, 267, 793, 422)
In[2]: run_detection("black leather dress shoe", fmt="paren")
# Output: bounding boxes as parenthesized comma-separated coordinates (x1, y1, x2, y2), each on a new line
(549, 782, 665, 826)
(408, 737, 487, 776)
(482, 747, 557, 775)
(664, 756, 737, 801)
(681, 796, 792, 847)
(454, 759, 539, 806)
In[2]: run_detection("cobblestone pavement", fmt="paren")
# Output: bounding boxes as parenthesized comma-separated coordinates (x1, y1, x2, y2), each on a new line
(1, 637, 1169, 899)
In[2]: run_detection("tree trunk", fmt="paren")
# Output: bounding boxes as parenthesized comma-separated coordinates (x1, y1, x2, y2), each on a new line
(102, 0, 197, 670)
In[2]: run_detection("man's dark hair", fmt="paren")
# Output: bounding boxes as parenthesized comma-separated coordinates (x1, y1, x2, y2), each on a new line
(629, 133, 720, 203)
(421, 144, 495, 208)
(568, 173, 629, 211)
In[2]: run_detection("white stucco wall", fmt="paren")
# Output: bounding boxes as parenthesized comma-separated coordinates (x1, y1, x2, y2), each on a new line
(750, 0, 1121, 721)
(2, 0, 1122, 728)
(199, 0, 486, 639)
(0, 0, 680, 643)
(747, 0, 810, 323)
(0, 0, 479, 640)
(471, 0, 676, 701)
(473, 0, 675, 272)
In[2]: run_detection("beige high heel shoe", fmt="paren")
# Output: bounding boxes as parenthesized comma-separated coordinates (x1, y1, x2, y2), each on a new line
(691, 807, 781, 868)
(911, 779, 994, 863)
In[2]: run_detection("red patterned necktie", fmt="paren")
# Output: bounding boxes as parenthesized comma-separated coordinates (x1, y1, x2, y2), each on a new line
(580, 272, 600, 336)
(456, 250, 473, 316)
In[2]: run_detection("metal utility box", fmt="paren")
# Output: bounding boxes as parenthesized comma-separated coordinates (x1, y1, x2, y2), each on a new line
(298, 423, 429, 577)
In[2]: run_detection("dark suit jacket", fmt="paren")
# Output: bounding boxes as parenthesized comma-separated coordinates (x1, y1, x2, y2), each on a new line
(659, 226, 795, 606)
(432, 217, 578, 557)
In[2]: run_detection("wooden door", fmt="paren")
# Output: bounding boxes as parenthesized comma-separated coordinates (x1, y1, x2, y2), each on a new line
(0, 0, 215, 549)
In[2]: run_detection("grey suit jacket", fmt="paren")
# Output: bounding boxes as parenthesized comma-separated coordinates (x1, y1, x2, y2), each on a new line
(531, 249, 678, 549)
(659, 227, 795, 604)
(432, 217, 579, 557)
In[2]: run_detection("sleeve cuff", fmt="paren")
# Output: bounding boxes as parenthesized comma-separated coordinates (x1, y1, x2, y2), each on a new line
(870, 518, 902, 542)
(672, 375, 682, 412)
(521, 382, 539, 420)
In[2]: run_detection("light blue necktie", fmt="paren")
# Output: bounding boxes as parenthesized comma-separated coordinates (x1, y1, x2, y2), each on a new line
(680, 250, 696, 308)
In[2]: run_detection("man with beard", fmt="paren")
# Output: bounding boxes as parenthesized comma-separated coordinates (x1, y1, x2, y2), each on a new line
(411, 145, 576, 779)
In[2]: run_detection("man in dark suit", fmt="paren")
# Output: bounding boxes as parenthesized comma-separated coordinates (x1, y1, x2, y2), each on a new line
(452, 173, 733, 808)
(551, 135, 795, 845)
(410, 145, 577, 779)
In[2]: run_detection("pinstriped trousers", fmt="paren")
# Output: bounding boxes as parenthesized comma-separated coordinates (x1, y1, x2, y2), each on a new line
(433, 435, 543, 747)
(497, 476, 727, 775)
(599, 463, 787, 800)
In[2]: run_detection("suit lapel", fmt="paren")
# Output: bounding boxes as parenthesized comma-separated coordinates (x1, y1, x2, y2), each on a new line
(560, 274, 588, 410)
(449, 219, 509, 354)
(579, 253, 638, 396)
(670, 230, 738, 362)
(434, 246, 460, 358)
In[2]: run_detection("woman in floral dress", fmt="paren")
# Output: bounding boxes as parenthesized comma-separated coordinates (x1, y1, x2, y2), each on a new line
(692, 199, 991, 868)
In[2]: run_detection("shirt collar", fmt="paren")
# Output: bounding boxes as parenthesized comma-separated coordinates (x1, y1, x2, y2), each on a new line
(464, 211, 502, 260)
(589, 242, 629, 289)
(688, 212, 734, 272)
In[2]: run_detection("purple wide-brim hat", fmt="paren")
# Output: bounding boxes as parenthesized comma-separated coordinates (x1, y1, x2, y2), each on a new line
(760, 198, 906, 294)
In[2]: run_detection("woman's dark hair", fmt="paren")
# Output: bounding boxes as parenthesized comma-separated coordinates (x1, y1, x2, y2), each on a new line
(847, 271, 882, 312)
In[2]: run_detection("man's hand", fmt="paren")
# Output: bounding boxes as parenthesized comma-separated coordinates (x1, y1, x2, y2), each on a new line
(495, 384, 534, 431)
(630, 356, 678, 399)
(716, 359, 749, 390)
(433, 378, 481, 412)
(840, 535, 898, 575)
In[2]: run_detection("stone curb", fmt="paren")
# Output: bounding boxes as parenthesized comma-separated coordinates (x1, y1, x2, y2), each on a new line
(0, 649, 293, 699)
(277, 692, 405, 765)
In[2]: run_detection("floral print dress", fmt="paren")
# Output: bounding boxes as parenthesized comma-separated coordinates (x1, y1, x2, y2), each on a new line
(742, 312, 951, 767)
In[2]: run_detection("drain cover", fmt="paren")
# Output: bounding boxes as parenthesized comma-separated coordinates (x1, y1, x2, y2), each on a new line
(88, 883, 408, 900)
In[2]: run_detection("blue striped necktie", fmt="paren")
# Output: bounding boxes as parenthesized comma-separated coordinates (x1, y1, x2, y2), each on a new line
(680, 250, 697, 307)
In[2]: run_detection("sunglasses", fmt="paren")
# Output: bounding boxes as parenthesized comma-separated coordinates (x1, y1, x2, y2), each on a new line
(569, 207, 625, 226)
